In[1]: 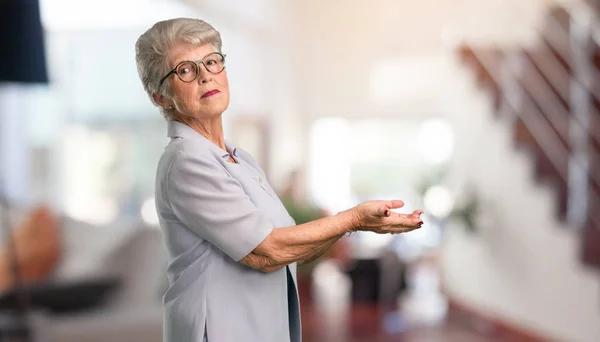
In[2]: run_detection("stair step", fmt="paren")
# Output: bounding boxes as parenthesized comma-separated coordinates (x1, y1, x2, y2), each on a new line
(581, 222, 600, 268)
(458, 2, 600, 267)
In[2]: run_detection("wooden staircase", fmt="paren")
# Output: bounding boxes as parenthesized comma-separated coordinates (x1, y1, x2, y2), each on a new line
(456, 2, 600, 269)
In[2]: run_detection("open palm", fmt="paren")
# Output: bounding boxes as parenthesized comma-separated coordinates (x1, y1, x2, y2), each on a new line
(353, 200, 423, 234)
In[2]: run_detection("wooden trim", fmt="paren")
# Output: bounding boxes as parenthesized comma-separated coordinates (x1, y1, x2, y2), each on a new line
(445, 296, 559, 342)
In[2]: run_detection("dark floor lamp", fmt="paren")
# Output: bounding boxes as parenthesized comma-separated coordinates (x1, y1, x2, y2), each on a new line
(0, 1, 48, 341)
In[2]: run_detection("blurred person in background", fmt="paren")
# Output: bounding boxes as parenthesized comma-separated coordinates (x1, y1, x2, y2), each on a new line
(135, 17, 424, 342)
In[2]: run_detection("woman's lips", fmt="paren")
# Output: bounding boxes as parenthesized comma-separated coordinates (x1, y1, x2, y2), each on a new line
(201, 90, 220, 98)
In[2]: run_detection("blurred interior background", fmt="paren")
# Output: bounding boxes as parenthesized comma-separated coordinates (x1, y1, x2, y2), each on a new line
(0, 0, 599, 341)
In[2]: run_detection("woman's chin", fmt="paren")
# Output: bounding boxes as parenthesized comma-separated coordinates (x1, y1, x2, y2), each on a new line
(196, 104, 229, 119)
(210, 102, 229, 116)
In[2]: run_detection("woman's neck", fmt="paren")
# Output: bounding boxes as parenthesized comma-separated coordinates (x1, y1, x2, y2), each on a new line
(178, 115, 226, 151)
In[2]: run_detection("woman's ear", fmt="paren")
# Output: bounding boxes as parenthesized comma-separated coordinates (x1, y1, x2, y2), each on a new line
(152, 92, 173, 110)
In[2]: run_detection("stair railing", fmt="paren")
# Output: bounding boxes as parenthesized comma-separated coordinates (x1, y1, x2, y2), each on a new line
(463, 7, 600, 228)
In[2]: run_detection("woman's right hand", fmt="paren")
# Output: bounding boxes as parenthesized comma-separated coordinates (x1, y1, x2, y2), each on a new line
(350, 200, 423, 234)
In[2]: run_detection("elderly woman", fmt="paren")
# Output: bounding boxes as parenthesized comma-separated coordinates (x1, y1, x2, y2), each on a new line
(135, 18, 423, 342)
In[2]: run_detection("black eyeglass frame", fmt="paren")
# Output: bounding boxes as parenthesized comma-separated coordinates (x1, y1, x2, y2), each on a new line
(158, 52, 226, 87)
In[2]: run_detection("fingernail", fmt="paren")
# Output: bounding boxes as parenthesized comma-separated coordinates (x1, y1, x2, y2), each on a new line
(384, 209, 389, 216)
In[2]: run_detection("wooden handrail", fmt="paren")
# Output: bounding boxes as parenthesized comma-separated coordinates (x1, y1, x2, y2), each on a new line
(518, 56, 600, 169)
(526, 15, 600, 148)
(525, 46, 570, 104)
(509, 4, 600, 145)
(466, 8, 600, 196)
(543, 8, 600, 102)
(531, 44, 600, 150)
(468, 49, 600, 228)
(519, 57, 571, 144)
(474, 52, 569, 179)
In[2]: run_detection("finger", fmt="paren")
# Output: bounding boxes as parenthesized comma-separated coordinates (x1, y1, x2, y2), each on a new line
(411, 209, 424, 218)
(401, 210, 423, 220)
(392, 214, 423, 227)
(389, 225, 421, 234)
(396, 218, 424, 231)
(387, 200, 405, 210)
(380, 201, 402, 217)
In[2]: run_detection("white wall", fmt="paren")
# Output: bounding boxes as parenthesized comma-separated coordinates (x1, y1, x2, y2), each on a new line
(172, 3, 600, 341)
(439, 56, 600, 342)
(264, 0, 560, 190)
(274, 1, 600, 340)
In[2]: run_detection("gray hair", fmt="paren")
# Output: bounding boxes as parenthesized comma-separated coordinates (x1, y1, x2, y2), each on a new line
(135, 18, 222, 119)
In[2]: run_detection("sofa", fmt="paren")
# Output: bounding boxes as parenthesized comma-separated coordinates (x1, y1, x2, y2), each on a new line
(4, 208, 168, 342)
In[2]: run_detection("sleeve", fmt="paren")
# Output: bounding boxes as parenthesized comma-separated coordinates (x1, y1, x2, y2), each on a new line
(166, 149, 274, 261)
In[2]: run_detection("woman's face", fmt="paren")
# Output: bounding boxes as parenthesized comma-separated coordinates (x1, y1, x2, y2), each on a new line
(164, 42, 230, 120)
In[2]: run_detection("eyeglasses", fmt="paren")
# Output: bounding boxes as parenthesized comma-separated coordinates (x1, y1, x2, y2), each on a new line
(158, 52, 226, 87)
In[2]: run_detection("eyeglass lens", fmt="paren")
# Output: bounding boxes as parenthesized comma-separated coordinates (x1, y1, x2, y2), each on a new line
(175, 53, 225, 82)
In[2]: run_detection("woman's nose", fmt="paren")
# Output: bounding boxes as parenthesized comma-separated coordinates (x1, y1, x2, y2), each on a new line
(197, 64, 212, 84)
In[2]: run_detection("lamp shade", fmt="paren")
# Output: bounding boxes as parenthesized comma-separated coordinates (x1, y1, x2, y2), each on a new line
(0, 0, 48, 84)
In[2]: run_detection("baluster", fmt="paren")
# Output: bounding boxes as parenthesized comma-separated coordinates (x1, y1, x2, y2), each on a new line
(567, 9, 594, 229)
